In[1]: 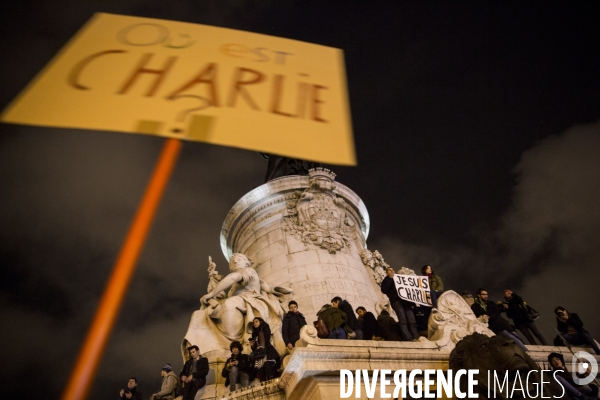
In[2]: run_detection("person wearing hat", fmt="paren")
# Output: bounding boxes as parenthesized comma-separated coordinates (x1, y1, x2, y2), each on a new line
(118, 377, 142, 400)
(150, 364, 178, 400)
(282, 300, 307, 350)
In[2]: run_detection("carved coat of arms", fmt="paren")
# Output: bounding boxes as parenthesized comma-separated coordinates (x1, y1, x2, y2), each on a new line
(283, 168, 353, 253)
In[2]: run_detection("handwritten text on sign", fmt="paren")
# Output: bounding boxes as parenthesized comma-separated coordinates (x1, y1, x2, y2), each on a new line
(393, 275, 432, 307)
(1, 13, 355, 165)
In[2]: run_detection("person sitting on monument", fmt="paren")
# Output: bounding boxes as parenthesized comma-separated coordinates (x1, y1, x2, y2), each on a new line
(317, 303, 348, 339)
(380, 266, 419, 341)
(377, 309, 404, 341)
(548, 352, 598, 400)
(179, 345, 209, 400)
(249, 317, 280, 382)
(421, 265, 443, 308)
(282, 300, 307, 350)
(118, 377, 142, 400)
(331, 296, 361, 339)
(150, 364, 178, 400)
(502, 289, 547, 345)
(222, 341, 254, 393)
(356, 306, 382, 340)
(471, 288, 528, 352)
(554, 307, 600, 355)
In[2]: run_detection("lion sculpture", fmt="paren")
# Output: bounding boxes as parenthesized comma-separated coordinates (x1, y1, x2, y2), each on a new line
(449, 333, 566, 400)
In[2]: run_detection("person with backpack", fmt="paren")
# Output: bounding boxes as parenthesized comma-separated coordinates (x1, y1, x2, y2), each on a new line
(316, 304, 347, 339)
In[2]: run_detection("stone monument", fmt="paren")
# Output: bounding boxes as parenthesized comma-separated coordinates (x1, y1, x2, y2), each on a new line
(180, 169, 590, 400)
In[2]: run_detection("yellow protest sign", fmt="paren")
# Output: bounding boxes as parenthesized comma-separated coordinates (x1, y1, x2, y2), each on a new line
(1, 13, 355, 165)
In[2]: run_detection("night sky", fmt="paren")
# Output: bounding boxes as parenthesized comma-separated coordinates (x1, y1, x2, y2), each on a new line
(1, 1, 600, 399)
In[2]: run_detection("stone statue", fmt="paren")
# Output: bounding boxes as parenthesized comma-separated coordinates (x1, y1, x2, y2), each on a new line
(182, 253, 291, 357)
(428, 290, 493, 343)
(449, 333, 566, 399)
(206, 256, 226, 300)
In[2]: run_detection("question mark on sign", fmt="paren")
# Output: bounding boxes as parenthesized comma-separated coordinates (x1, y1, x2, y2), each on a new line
(169, 95, 211, 134)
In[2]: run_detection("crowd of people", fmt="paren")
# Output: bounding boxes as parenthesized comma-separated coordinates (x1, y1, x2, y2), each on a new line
(119, 264, 599, 399)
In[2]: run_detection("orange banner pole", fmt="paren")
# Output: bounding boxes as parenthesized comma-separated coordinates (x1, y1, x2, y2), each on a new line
(62, 138, 182, 400)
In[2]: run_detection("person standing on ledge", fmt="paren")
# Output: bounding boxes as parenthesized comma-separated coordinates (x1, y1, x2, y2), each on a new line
(502, 289, 547, 345)
(471, 288, 528, 352)
(421, 265, 443, 308)
(380, 266, 419, 341)
(282, 300, 307, 350)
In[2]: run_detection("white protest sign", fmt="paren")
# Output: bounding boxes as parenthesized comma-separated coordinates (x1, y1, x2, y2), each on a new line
(392, 274, 432, 307)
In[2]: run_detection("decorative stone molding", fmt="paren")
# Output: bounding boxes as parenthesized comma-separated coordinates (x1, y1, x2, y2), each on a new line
(225, 379, 286, 400)
(359, 249, 387, 284)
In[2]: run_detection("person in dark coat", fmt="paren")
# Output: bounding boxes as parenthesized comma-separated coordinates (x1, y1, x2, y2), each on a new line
(555, 307, 600, 355)
(282, 300, 307, 350)
(548, 352, 598, 400)
(502, 289, 547, 345)
(249, 317, 280, 381)
(179, 345, 208, 400)
(471, 288, 528, 352)
(380, 267, 419, 341)
(119, 377, 142, 400)
(376, 309, 404, 341)
(356, 306, 382, 340)
(331, 296, 362, 339)
(221, 341, 254, 392)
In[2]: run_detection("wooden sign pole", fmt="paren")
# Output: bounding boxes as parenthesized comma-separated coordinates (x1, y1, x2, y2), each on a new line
(62, 138, 182, 400)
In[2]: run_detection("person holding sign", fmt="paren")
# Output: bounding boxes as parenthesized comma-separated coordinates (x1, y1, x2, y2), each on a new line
(380, 267, 419, 341)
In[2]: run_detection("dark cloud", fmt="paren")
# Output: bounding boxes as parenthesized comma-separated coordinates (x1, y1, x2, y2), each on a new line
(368, 121, 600, 342)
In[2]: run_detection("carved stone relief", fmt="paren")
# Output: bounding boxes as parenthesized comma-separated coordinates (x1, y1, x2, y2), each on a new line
(359, 249, 388, 284)
(428, 290, 494, 345)
(283, 168, 354, 254)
